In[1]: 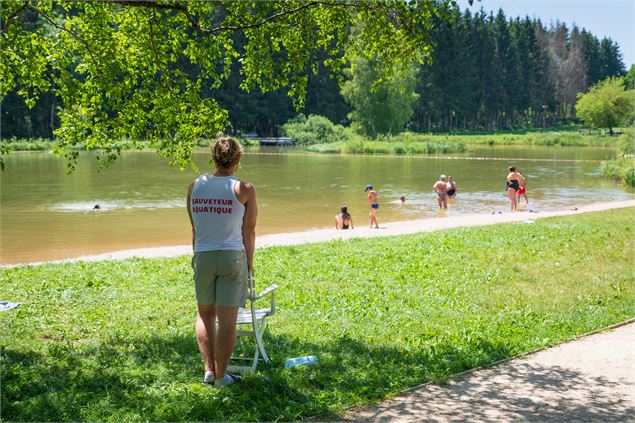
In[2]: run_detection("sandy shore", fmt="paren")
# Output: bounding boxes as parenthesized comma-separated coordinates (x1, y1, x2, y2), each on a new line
(6, 199, 634, 268)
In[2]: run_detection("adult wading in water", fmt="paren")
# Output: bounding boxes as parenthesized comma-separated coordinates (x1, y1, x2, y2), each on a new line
(433, 175, 448, 209)
(187, 137, 258, 387)
(506, 165, 523, 211)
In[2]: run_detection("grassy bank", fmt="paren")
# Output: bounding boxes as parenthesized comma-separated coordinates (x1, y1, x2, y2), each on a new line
(2, 138, 143, 152)
(423, 130, 616, 146)
(603, 157, 635, 187)
(304, 130, 618, 155)
(601, 129, 635, 187)
(4, 130, 616, 155)
(2, 209, 634, 421)
(1, 137, 259, 153)
(306, 138, 467, 154)
(2, 138, 59, 151)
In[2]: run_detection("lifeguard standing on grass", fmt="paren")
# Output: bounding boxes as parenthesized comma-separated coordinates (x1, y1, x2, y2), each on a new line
(186, 136, 258, 388)
(365, 184, 379, 228)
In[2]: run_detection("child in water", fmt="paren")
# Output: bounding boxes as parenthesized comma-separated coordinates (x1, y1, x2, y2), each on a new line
(390, 195, 406, 206)
(517, 172, 528, 207)
(446, 176, 457, 198)
(365, 184, 379, 228)
(335, 205, 354, 229)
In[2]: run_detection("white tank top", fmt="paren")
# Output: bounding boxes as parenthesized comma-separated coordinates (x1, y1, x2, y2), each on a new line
(190, 175, 245, 252)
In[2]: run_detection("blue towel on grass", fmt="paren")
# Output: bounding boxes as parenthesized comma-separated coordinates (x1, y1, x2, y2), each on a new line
(0, 301, 22, 311)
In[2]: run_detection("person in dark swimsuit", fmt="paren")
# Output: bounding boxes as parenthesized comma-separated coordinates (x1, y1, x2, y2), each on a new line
(506, 165, 522, 211)
(446, 176, 457, 198)
(506, 179, 520, 191)
(335, 206, 354, 229)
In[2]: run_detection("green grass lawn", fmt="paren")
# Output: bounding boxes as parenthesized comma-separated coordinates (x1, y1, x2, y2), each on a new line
(2, 209, 634, 421)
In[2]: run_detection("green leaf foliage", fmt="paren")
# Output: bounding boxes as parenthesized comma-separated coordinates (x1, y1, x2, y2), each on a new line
(2, 3, 628, 144)
(601, 126, 635, 186)
(341, 54, 420, 137)
(281, 113, 347, 145)
(602, 157, 635, 187)
(1, 0, 451, 170)
(625, 64, 635, 90)
(575, 77, 635, 134)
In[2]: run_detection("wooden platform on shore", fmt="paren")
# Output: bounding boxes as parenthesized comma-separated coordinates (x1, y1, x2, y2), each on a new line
(258, 137, 294, 146)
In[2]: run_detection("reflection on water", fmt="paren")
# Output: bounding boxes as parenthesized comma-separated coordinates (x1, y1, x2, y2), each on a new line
(1, 146, 632, 264)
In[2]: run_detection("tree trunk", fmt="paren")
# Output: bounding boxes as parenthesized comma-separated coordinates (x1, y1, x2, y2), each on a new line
(50, 96, 56, 136)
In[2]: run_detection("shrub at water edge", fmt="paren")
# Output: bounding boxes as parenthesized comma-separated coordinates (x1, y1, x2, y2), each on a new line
(602, 128, 635, 187)
(282, 114, 348, 145)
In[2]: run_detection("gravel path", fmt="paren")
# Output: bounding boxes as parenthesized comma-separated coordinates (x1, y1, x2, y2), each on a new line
(345, 321, 635, 422)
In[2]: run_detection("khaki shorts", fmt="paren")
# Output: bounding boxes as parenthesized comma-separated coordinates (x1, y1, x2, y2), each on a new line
(192, 250, 248, 307)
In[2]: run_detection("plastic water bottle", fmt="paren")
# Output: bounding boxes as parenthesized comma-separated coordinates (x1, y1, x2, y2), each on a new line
(284, 355, 319, 368)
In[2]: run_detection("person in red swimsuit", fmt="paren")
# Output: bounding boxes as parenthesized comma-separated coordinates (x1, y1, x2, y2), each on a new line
(517, 171, 528, 207)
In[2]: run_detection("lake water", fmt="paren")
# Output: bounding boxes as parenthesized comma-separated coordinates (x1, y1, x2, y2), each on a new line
(1, 146, 632, 264)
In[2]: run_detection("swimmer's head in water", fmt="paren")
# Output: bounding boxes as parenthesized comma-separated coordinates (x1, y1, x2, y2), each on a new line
(400, 195, 406, 201)
(365, 184, 373, 191)
(340, 205, 348, 214)
(440, 175, 447, 181)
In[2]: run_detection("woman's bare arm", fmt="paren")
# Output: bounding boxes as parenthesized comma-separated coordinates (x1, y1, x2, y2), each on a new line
(237, 181, 258, 271)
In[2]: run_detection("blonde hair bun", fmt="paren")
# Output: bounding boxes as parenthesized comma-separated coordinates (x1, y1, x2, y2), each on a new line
(211, 137, 243, 169)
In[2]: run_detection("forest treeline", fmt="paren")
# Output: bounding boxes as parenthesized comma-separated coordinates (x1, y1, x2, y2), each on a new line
(1, 7, 627, 139)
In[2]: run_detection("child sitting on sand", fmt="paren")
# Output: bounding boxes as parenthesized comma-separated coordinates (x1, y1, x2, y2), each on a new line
(335, 206, 354, 229)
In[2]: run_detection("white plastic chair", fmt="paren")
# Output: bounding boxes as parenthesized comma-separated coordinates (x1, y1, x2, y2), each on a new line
(225, 273, 278, 373)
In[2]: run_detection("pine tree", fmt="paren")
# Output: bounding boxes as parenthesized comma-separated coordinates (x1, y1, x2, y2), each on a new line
(580, 29, 603, 86)
(510, 17, 531, 126)
(599, 38, 626, 79)
(455, 9, 480, 129)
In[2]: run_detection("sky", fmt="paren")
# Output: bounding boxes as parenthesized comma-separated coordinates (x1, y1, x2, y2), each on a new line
(457, 0, 634, 67)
